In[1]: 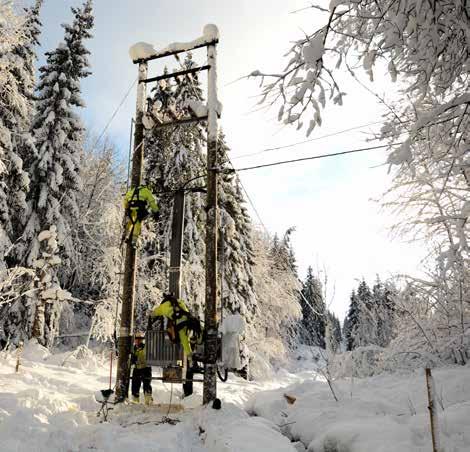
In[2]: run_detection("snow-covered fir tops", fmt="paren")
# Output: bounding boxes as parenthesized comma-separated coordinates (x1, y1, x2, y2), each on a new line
(15, 0, 94, 271)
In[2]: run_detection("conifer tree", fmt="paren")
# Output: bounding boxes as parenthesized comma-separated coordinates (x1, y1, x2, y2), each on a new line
(15, 0, 94, 273)
(354, 280, 374, 347)
(343, 290, 359, 351)
(326, 311, 342, 352)
(218, 136, 257, 320)
(0, 1, 42, 268)
(372, 278, 396, 347)
(299, 266, 326, 348)
(8, 1, 43, 244)
(1, 1, 94, 346)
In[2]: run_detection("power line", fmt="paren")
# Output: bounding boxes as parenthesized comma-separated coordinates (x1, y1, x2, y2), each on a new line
(230, 121, 385, 160)
(91, 77, 138, 151)
(230, 143, 398, 173)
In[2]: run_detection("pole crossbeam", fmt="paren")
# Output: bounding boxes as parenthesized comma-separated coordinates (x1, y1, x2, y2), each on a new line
(143, 65, 210, 84)
(153, 115, 208, 130)
(133, 39, 218, 64)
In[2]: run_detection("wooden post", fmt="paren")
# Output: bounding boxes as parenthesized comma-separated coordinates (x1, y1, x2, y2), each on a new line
(203, 36, 219, 405)
(115, 61, 148, 401)
(15, 341, 24, 373)
(425, 368, 441, 452)
(169, 190, 185, 299)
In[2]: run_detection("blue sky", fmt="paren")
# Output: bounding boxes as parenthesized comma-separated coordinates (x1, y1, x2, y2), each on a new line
(28, 0, 424, 318)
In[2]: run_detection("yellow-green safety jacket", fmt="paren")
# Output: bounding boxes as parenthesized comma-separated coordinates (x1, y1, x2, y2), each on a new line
(152, 299, 192, 356)
(123, 186, 159, 217)
(131, 343, 148, 369)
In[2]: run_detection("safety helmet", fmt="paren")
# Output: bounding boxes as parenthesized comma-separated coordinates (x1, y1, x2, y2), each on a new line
(134, 331, 145, 339)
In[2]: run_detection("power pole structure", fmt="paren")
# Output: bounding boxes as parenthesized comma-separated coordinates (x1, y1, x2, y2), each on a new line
(203, 38, 219, 405)
(124, 24, 220, 405)
(115, 61, 148, 401)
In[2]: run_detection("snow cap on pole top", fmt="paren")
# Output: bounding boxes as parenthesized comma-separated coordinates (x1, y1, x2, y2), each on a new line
(203, 24, 219, 40)
(129, 42, 157, 61)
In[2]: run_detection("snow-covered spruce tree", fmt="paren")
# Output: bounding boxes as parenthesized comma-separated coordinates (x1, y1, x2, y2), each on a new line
(218, 136, 257, 320)
(0, 2, 40, 269)
(6, 1, 44, 254)
(326, 311, 342, 353)
(371, 277, 396, 348)
(299, 266, 326, 348)
(15, 0, 94, 275)
(2, 1, 94, 346)
(353, 280, 375, 348)
(343, 290, 359, 351)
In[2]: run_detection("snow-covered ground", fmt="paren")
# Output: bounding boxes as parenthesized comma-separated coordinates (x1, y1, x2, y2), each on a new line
(1, 342, 469, 451)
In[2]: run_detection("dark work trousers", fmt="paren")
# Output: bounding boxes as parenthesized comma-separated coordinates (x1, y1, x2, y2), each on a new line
(131, 367, 152, 397)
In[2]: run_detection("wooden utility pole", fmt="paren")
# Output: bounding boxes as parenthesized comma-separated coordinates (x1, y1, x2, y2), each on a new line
(115, 61, 148, 401)
(169, 190, 185, 299)
(203, 38, 219, 405)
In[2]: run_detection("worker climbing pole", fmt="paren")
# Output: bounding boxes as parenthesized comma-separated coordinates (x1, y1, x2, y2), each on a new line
(115, 61, 148, 401)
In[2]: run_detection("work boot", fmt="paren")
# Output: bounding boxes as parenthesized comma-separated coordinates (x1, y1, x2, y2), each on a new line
(144, 394, 153, 406)
(131, 395, 140, 404)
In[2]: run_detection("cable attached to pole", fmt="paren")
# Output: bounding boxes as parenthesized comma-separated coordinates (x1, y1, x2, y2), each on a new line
(227, 143, 401, 173)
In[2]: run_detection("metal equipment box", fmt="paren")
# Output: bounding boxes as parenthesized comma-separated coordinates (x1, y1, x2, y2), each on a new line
(146, 329, 184, 367)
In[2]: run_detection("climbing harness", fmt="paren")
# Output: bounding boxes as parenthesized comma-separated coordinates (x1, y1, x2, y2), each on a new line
(126, 186, 150, 222)
(164, 295, 203, 346)
(125, 186, 150, 244)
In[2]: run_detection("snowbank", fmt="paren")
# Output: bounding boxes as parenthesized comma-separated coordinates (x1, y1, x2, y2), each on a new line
(247, 364, 470, 452)
(197, 403, 296, 452)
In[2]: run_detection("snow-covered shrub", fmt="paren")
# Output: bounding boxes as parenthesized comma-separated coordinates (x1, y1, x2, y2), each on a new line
(329, 346, 385, 378)
(248, 229, 302, 377)
(87, 296, 120, 344)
